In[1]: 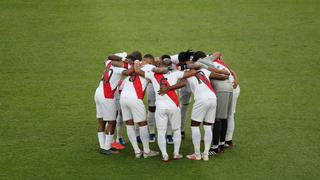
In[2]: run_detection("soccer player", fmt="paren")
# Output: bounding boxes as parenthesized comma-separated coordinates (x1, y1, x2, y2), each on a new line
(225, 66, 240, 148)
(135, 56, 196, 162)
(94, 55, 134, 155)
(159, 55, 176, 144)
(192, 51, 234, 155)
(120, 54, 160, 158)
(111, 51, 144, 144)
(162, 52, 192, 144)
(176, 50, 194, 139)
(186, 61, 229, 161)
(159, 60, 229, 161)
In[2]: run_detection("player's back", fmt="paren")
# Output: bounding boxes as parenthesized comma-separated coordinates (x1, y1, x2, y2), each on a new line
(145, 70, 184, 110)
(187, 68, 216, 101)
(97, 61, 126, 99)
(121, 64, 154, 100)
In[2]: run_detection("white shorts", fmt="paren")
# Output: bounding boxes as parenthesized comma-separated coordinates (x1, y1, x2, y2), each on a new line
(94, 88, 117, 121)
(147, 83, 156, 107)
(191, 98, 216, 124)
(155, 108, 181, 130)
(230, 86, 240, 115)
(180, 85, 192, 105)
(120, 98, 146, 123)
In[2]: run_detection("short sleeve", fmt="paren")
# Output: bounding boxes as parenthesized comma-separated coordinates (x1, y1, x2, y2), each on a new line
(144, 70, 154, 80)
(197, 58, 215, 68)
(194, 61, 207, 69)
(173, 70, 184, 79)
(213, 62, 223, 70)
(141, 64, 155, 72)
(113, 67, 126, 74)
(105, 60, 112, 67)
(201, 68, 211, 78)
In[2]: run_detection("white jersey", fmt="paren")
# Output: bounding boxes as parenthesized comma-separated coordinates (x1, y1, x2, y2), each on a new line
(121, 64, 155, 100)
(213, 59, 234, 83)
(145, 70, 184, 110)
(195, 56, 233, 92)
(97, 60, 126, 99)
(187, 68, 216, 101)
(115, 80, 125, 101)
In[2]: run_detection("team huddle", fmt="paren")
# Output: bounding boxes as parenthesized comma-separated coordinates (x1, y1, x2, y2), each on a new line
(94, 50, 240, 162)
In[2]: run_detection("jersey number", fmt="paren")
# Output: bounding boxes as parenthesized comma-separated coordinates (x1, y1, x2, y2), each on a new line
(129, 73, 138, 83)
(102, 68, 113, 83)
(160, 77, 168, 88)
(195, 71, 205, 84)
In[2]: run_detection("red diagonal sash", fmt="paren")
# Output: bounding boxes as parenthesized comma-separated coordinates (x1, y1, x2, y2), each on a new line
(130, 73, 145, 100)
(154, 73, 179, 107)
(102, 62, 117, 99)
(196, 71, 216, 95)
(213, 59, 230, 70)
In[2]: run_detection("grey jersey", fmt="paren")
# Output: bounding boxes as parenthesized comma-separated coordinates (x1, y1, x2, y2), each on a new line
(195, 56, 233, 92)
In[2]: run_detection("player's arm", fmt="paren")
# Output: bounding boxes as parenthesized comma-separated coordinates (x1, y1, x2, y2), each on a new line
(107, 55, 122, 61)
(180, 63, 202, 70)
(230, 69, 239, 88)
(133, 60, 145, 77)
(121, 66, 134, 76)
(208, 67, 230, 76)
(195, 59, 230, 76)
(158, 79, 187, 96)
(209, 72, 229, 80)
(210, 52, 222, 59)
(111, 61, 124, 67)
(182, 69, 197, 79)
(152, 67, 173, 74)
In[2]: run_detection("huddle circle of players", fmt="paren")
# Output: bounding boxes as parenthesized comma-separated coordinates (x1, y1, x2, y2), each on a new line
(94, 50, 240, 162)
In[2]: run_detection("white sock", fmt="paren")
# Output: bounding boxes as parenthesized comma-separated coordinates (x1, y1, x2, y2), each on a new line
(219, 141, 225, 146)
(191, 126, 201, 155)
(180, 104, 188, 132)
(173, 129, 182, 155)
(126, 125, 141, 153)
(104, 133, 113, 150)
(139, 125, 150, 153)
(147, 111, 155, 134)
(226, 114, 235, 141)
(97, 132, 105, 149)
(157, 129, 168, 158)
(203, 125, 213, 154)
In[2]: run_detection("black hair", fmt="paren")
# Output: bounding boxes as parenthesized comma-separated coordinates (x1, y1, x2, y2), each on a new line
(143, 54, 154, 60)
(178, 49, 194, 64)
(131, 51, 142, 61)
(185, 49, 194, 59)
(126, 54, 134, 61)
(161, 54, 171, 60)
(192, 51, 206, 62)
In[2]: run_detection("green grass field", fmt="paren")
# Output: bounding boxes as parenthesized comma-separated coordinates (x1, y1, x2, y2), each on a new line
(1, 0, 320, 179)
